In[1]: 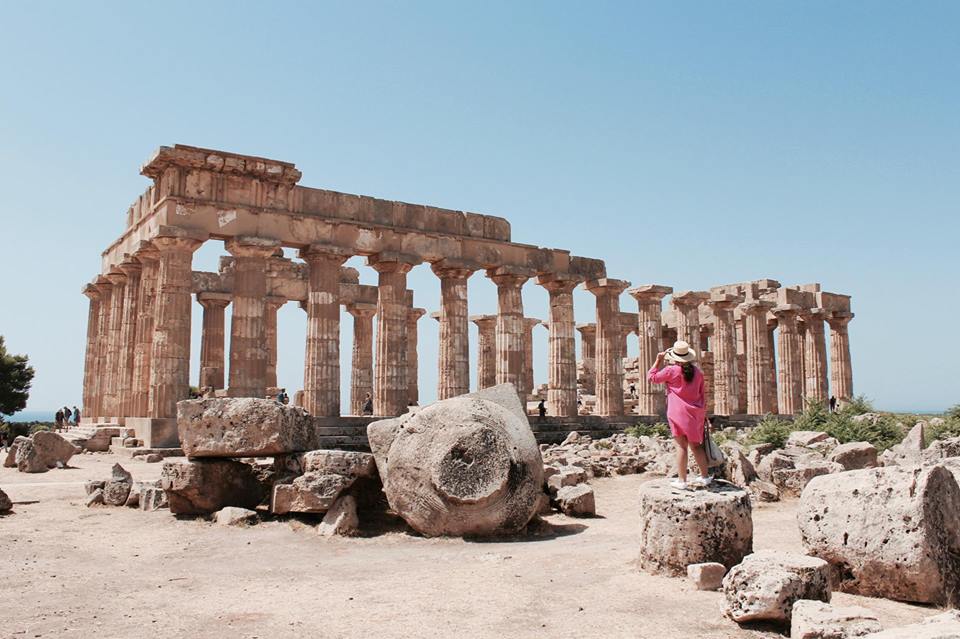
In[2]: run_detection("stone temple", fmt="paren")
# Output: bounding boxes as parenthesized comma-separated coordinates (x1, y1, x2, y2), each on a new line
(79, 145, 854, 447)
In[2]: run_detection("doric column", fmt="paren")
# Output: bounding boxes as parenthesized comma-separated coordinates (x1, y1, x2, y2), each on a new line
(828, 312, 855, 402)
(738, 300, 775, 415)
(148, 234, 204, 419)
(102, 270, 128, 418)
(301, 244, 351, 417)
(576, 323, 597, 395)
(406, 307, 426, 405)
(671, 290, 710, 350)
(767, 317, 780, 414)
(130, 245, 159, 417)
(91, 277, 113, 419)
(225, 237, 281, 398)
(431, 263, 475, 400)
(346, 303, 376, 415)
(116, 259, 142, 418)
(734, 314, 747, 414)
(628, 285, 672, 416)
(538, 276, 580, 417)
(470, 315, 497, 391)
(371, 253, 420, 416)
(487, 268, 529, 401)
(197, 293, 230, 391)
(773, 304, 804, 415)
(264, 296, 286, 389)
(81, 284, 101, 420)
(585, 278, 630, 417)
(705, 295, 740, 416)
(802, 308, 829, 404)
(520, 318, 541, 400)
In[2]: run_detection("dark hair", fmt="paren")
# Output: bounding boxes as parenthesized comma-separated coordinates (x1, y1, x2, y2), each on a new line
(681, 362, 697, 383)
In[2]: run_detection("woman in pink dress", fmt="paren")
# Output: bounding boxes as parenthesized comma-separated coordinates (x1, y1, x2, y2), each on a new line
(647, 340, 711, 489)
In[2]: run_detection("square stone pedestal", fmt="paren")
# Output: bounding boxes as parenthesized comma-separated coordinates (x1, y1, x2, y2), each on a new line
(126, 418, 180, 448)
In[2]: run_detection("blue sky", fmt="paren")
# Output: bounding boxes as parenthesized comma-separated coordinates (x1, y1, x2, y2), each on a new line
(0, 2, 956, 414)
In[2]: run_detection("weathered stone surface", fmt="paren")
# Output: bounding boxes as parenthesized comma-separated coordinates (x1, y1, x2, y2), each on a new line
(367, 384, 543, 537)
(798, 464, 960, 605)
(687, 562, 726, 591)
(722, 444, 758, 486)
(772, 461, 843, 497)
(923, 437, 960, 463)
(144, 453, 164, 463)
(214, 506, 258, 526)
(638, 479, 753, 576)
(160, 459, 266, 515)
(861, 610, 960, 638)
(748, 479, 780, 502)
(102, 464, 134, 506)
(14, 438, 47, 473)
(317, 494, 360, 537)
(140, 487, 169, 511)
(85, 488, 104, 507)
(271, 472, 352, 514)
(177, 397, 318, 458)
(722, 551, 831, 625)
(829, 442, 878, 471)
(298, 450, 376, 478)
(31, 431, 79, 467)
(84, 480, 105, 495)
(0, 487, 11, 512)
(556, 484, 595, 516)
(881, 423, 925, 467)
(790, 600, 881, 639)
(3, 436, 27, 467)
(546, 466, 587, 494)
(787, 431, 830, 448)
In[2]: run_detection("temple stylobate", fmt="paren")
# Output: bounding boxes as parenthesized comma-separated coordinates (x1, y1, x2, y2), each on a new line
(80, 145, 855, 447)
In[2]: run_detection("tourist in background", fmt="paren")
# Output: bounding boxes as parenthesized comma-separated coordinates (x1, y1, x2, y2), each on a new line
(537, 399, 546, 422)
(829, 395, 837, 413)
(647, 340, 710, 490)
(54, 409, 64, 431)
(362, 393, 374, 416)
(63, 406, 72, 426)
(73, 406, 80, 425)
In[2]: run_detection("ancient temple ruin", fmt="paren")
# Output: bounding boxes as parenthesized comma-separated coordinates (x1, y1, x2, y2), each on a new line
(79, 145, 854, 444)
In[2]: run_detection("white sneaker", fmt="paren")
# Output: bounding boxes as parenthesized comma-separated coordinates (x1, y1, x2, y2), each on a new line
(692, 476, 713, 487)
(670, 479, 688, 490)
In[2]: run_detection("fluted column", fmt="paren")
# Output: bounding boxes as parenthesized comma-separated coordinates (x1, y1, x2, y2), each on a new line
(539, 276, 579, 417)
(406, 308, 425, 405)
(586, 278, 630, 417)
(828, 312, 854, 402)
(671, 290, 709, 350)
(197, 293, 230, 391)
(301, 245, 351, 417)
(802, 308, 829, 404)
(432, 264, 474, 400)
(488, 269, 529, 401)
(102, 270, 127, 418)
(264, 296, 285, 389)
(773, 305, 804, 415)
(470, 315, 497, 391)
(91, 277, 113, 419)
(767, 317, 780, 414)
(576, 323, 597, 395)
(371, 254, 419, 416)
(130, 246, 159, 417)
(734, 314, 747, 414)
(81, 284, 101, 420)
(148, 234, 204, 419)
(520, 318, 541, 400)
(706, 296, 740, 415)
(116, 260, 142, 418)
(347, 303, 376, 415)
(628, 285, 672, 416)
(739, 300, 775, 415)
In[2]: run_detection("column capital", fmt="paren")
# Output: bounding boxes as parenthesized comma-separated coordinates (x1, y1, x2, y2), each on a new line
(197, 292, 232, 309)
(82, 282, 101, 300)
(299, 242, 353, 263)
(671, 290, 710, 308)
(827, 311, 854, 330)
(470, 314, 497, 328)
(264, 295, 286, 310)
(705, 291, 743, 310)
(407, 307, 426, 322)
(367, 251, 421, 274)
(799, 307, 829, 322)
(771, 303, 801, 319)
(105, 270, 128, 286)
(487, 266, 532, 288)
(628, 284, 673, 302)
(738, 299, 775, 316)
(346, 302, 377, 318)
(430, 259, 478, 280)
(536, 274, 581, 294)
(429, 311, 441, 322)
(523, 317, 542, 330)
(131, 240, 160, 263)
(225, 236, 282, 259)
(576, 322, 597, 337)
(583, 278, 630, 296)
(117, 258, 143, 279)
(152, 234, 205, 254)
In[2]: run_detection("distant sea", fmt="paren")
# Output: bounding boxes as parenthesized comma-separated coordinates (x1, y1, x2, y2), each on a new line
(6, 410, 57, 423)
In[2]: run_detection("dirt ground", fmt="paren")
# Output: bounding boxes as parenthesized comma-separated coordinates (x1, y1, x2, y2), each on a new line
(0, 452, 937, 639)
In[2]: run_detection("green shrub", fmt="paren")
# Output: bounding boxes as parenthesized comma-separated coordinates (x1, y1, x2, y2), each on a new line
(626, 422, 671, 439)
(0, 420, 52, 439)
(929, 416, 960, 443)
(840, 395, 874, 416)
(794, 399, 831, 432)
(823, 413, 903, 451)
(746, 416, 792, 449)
(945, 405, 960, 420)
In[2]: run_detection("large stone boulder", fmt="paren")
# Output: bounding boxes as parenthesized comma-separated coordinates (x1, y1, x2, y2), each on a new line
(556, 484, 595, 516)
(722, 551, 831, 625)
(790, 600, 881, 639)
(880, 423, 925, 467)
(160, 459, 266, 515)
(271, 472, 353, 514)
(367, 384, 543, 537)
(772, 460, 843, 497)
(829, 442, 878, 471)
(3, 436, 27, 467)
(863, 610, 960, 638)
(638, 479, 753, 576)
(14, 431, 78, 472)
(798, 464, 960, 605)
(177, 397, 318, 458)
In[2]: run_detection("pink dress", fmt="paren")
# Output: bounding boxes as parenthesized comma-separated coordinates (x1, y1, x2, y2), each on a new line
(647, 364, 706, 443)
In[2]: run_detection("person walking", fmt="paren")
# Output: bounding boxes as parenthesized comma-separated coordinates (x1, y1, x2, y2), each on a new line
(362, 393, 374, 416)
(73, 406, 81, 425)
(63, 406, 72, 427)
(647, 340, 710, 490)
(829, 395, 837, 413)
(54, 409, 64, 432)
(537, 399, 547, 422)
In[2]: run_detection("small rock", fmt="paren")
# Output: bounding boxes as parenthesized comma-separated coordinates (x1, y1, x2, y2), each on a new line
(556, 484, 595, 517)
(140, 487, 168, 512)
(0, 487, 12, 512)
(687, 562, 726, 591)
(791, 600, 881, 639)
(214, 506, 258, 526)
(748, 479, 780, 502)
(317, 494, 360, 537)
(86, 488, 104, 507)
(143, 453, 163, 463)
(84, 480, 106, 496)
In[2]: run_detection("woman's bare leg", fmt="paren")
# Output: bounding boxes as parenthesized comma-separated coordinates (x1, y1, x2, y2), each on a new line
(674, 435, 689, 483)
(690, 442, 710, 479)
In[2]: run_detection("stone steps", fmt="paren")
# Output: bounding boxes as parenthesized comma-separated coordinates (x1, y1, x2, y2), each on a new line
(109, 446, 185, 459)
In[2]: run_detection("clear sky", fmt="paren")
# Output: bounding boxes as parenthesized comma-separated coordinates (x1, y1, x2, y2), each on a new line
(1, 2, 957, 414)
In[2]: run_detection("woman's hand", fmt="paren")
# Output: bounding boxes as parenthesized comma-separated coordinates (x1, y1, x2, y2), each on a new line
(655, 351, 666, 367)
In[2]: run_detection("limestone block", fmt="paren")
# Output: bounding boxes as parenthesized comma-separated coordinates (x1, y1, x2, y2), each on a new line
(140, 487, 169, 512)
(546, 466, 587, 494)
(0, 487, 11, 512)
(103, 464, 133, 506)
(214, 506, 258, 526)
(862, 610, 960, 638)
(84, 480, 105, 495)
(14, 439, 47, 473)
(317, 494, 360, 537)
(638, 479, 753, 576)
(160, 459, 266, 515)
(829, 442, 878, 471)
(85, 488, 104, 507)
(722, 445, 758, 486)
(271, 472, 353, 515)
(798, 464, 960, 605)
(177, 397, 318, 458)
(923, 436, 960, 463)
(748, 479, 780, 502)
(556, 484, 595, 516)
(772, 461, 843, 498)
(298, 450, 377, 478)
(31, 431, 79, 467)
(790, 600, 881, 639)
(367, 383, 543, 537)
(881, 423, 925, 467)
(687, 562, 726, 591)
(787, 431, 831, 448)
(3, 437, 27, 467)
(722, 551, 831, 625)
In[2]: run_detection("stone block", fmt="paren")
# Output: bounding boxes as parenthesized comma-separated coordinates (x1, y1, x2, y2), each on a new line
(790, 600, 881, 639)
(722, 551, 831, 625)
(547, 466, 587, 494)
(772, 461, 843, 497)
(787, 431, 830, 448)
(84, 480, 105, 495)
(638, 479, 753, 576)
(160, 459, 266, 515)
(748, 479, 780, 502)
(298, 450, 376, 478)
(140, 487, 169, 512)
(214, 507, 258, 526)
(862, 610, 960, 638)
(556, 484, 595, 516)
(102, 464, 133, 506)
(317, 494, 360, 537)
(798, 464, 960, 605)
(271, 472, 353, 515)
(0, 487, 11, 512)
(126, 417, 180, 449)
(687, 562, 726, 591)
(177, 398, 318, 457)
(829, 442, 878, 471)
(85, 489, 104, 507)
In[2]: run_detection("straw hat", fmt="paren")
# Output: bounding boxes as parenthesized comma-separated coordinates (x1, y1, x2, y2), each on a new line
(665, 340, 697, 363)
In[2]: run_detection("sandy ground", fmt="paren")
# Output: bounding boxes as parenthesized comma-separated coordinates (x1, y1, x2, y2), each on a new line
(0, 452, 938, 639)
